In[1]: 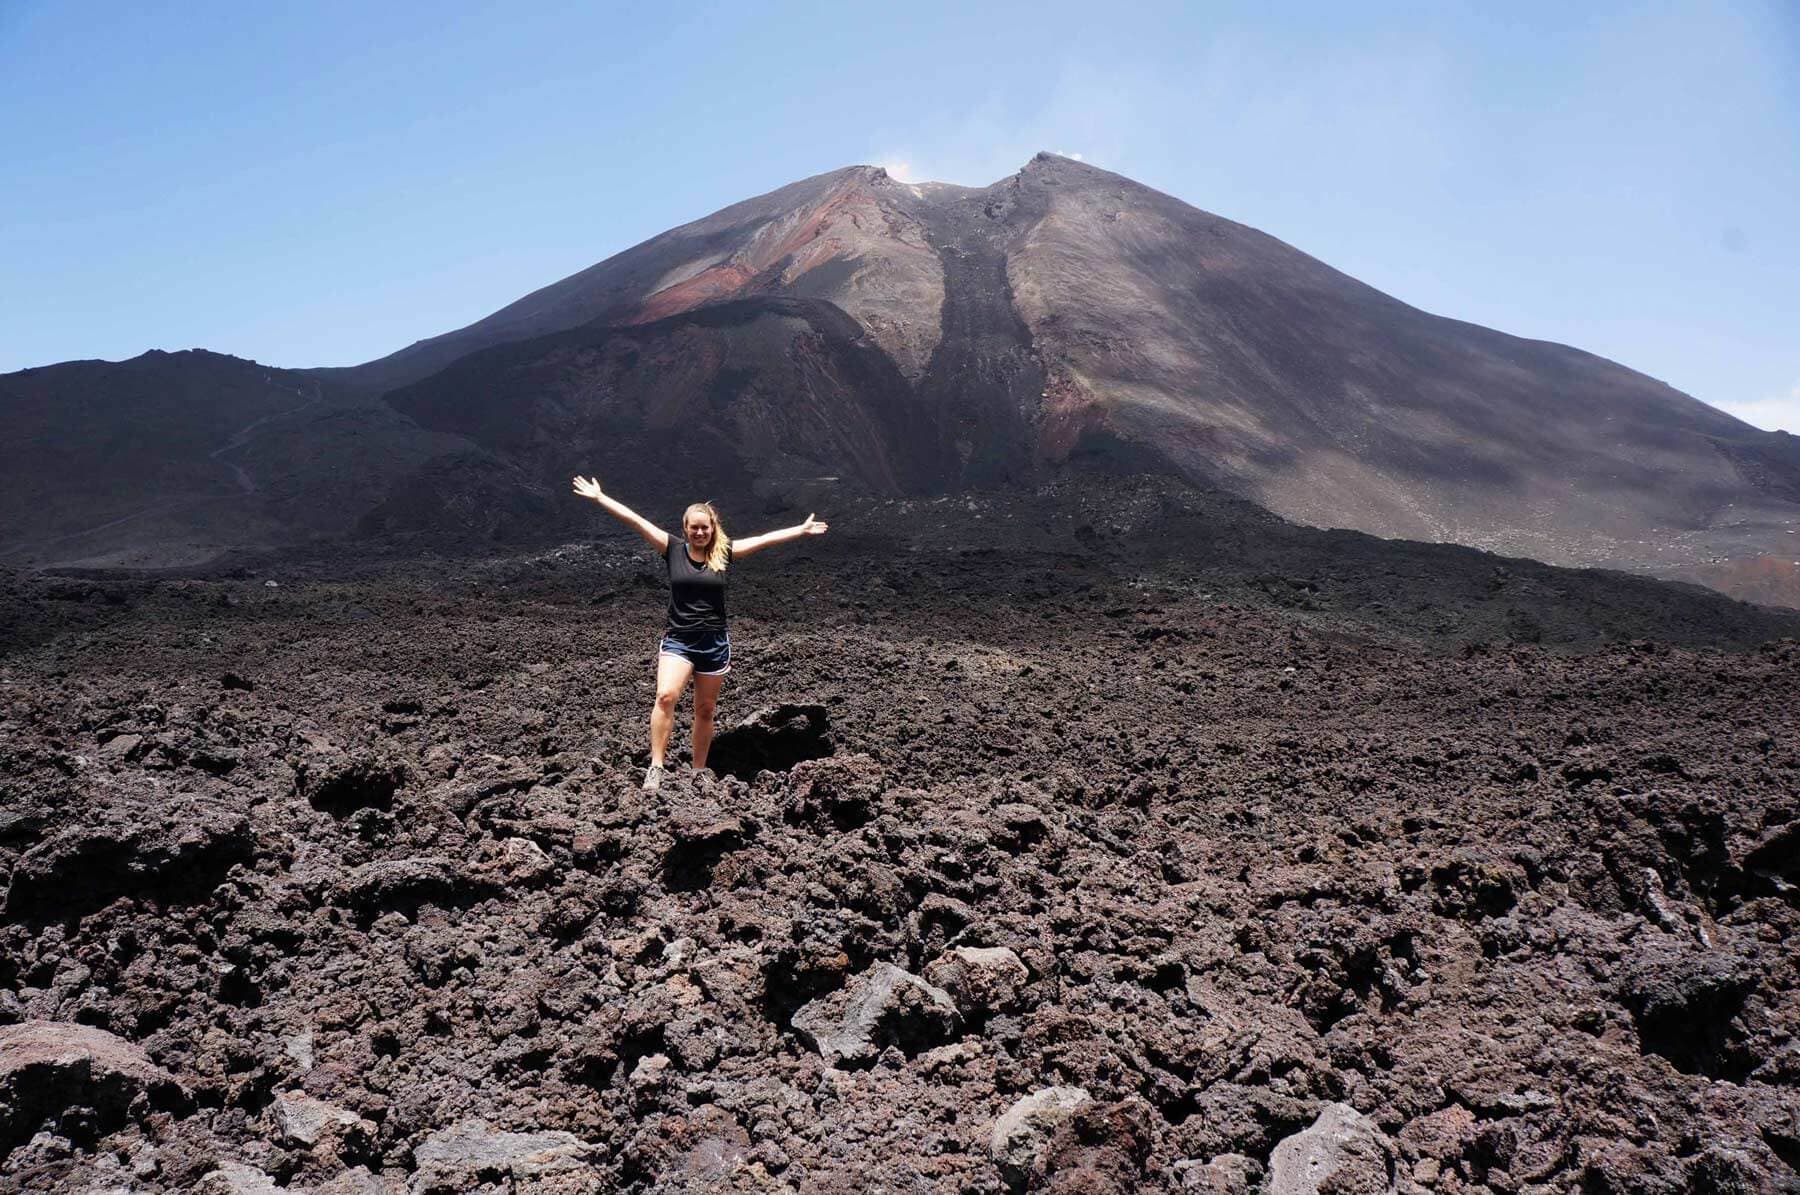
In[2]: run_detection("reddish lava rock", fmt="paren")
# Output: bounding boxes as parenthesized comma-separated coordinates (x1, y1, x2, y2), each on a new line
(0, 1021, 188, 1153)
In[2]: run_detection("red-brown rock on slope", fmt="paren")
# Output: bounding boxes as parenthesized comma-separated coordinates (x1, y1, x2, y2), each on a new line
(628, 170, 944, 380)
(348, 166, 944, 393)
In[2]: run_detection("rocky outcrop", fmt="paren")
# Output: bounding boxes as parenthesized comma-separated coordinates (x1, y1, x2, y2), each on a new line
(0, 1021, 188, 1153)
(2, 797, 252, 920)
(790, 962, 960, 1067)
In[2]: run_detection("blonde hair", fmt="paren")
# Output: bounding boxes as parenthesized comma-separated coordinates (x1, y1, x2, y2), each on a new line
(682, 502, 731, 572)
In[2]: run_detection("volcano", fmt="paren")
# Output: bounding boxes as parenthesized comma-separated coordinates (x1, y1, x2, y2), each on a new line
(5, 155, 1798, 604)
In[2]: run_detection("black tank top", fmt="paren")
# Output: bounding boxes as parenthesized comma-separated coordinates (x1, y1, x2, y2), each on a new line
(664, 534, 729, 632)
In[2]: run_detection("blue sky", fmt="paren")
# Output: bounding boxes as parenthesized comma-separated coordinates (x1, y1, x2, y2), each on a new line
(3, 0, 1796, 430)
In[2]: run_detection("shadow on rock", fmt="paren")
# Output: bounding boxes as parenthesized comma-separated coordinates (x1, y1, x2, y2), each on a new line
(705, 703, 834, 782)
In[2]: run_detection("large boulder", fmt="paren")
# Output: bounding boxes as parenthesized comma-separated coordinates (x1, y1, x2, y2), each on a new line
(991, 1086, 1092, 1181)
(2, 797, 252, 919)
(790, 962, 960, 1067)
(1267, 1103, 1397, 1195)
(0, 1021, 189, 1155)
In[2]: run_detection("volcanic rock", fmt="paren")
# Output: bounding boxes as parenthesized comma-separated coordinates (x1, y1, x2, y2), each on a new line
(474, 836, 556, 888)
(335, 857, 465, 913)
(269, 1090, 362, 1147)
(99, 732, 143, 760)
(1744, 820, 1800, 883)
(789, 962, 960, 1067)
(194, 1161, 283, 1194)
(992, 1086, 1093, 1181)
(1618, 939, 1759, 1077)
(1396, 1104, 1478, 1173)
(1178, 1153, 1263, 1194)
(704, 702, 835, 781)
(409, 1118, 593, 1189)
(922, 945, 1031, 1017)
(2, 797, 253, 920)
(313, 1168, 401, 1194)
(1034, 1097, 1157, 1192)
(781, 754, 883, 832)
(299, 753, 406, 818)
(1266, 1102, 1397, 1195)
(2, 495, 1799, 1190)
(0, 1021, 188, 1153)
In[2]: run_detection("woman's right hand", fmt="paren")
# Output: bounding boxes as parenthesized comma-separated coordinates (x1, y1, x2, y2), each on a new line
(572, 476, 604, 501)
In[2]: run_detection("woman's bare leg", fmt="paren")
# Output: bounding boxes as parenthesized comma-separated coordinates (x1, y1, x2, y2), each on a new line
(692, 673, 724, 770)
(650, 654, 694, 767)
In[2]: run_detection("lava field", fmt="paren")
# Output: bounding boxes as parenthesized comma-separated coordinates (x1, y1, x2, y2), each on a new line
(1, 479, 1797, 1193)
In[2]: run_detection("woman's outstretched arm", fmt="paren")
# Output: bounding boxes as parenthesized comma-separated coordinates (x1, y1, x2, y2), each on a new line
(572, 476, 669, 552)
(733, 513, 829, 559)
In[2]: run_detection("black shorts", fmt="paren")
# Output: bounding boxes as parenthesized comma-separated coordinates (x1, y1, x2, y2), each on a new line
(658, 626, 731, 676)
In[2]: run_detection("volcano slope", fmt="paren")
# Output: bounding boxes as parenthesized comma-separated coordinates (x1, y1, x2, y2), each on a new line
(15, 156, 1800, 604)
(1, 478, 1798, 1193)
(362, 154, 1800, 604)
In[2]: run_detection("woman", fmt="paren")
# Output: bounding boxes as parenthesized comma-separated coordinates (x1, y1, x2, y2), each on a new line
(573, 476, 829, 791)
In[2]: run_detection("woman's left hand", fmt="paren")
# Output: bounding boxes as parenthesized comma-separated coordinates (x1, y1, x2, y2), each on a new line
(801, 513, 830, 536)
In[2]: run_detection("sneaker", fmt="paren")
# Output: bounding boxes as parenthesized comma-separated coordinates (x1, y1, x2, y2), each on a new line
(642, 764, 666, 792)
